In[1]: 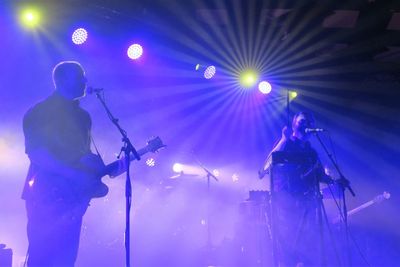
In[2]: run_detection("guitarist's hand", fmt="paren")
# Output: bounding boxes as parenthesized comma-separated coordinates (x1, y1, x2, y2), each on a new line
(71, 153, 108, 198)
(281, 125, 293, 141)
(334, 177, 350, 188)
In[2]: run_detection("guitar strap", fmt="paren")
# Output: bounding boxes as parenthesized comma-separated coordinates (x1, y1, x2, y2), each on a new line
(90, 135, 104, 161)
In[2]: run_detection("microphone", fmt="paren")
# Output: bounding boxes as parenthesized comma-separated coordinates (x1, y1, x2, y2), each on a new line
(305, 128, 325, 133)
(86, 86, 104, 94)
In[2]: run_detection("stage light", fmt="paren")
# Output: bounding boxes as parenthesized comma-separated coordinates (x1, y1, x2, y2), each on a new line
(127, 44, 143, 60)
(171, 163, 209, 177)
(204, 65, 216, 79)
(173, 163, 183, 173)
(72, 28, 88, 45)
(258, 81, 272, 94)
(240, 69, 258, 88)
(195, 64, 200, 70)
(212, 169, 220, 177)
(146, 158, 155, 167)
(290, 91, 298, 99)
(20, 8, 41, 28)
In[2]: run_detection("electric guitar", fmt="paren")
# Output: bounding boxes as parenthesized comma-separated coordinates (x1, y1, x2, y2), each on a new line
(80, 136, 165, 200)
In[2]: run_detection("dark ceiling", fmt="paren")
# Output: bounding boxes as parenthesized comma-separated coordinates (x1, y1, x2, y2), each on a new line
(11, 0, 400, 62)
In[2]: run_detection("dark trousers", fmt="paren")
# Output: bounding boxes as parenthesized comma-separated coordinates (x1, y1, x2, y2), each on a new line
(25, 200, 86, 267)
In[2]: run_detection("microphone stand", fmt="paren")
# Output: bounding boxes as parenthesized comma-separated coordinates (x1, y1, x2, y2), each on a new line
(314, 132, 355, 266)
(194, 158, 218, 264)
(94, 91, 140, 267)
(204, 167, 218, 251)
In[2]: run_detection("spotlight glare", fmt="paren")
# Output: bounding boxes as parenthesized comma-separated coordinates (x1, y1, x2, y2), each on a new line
(20, 8, 41, 28)
(173, 163, 183, 173)
(258, 81, 272, 94)
(240, 69, 258, 88)
(26, 13, 34, 21)
(204, 65, 216, 79)
(127, 44, 143, 60)
(212, 169, 220, 177)
(290, 91, 298, 99)
(195, 64, 200, 71)
(72, 28, 88, 45)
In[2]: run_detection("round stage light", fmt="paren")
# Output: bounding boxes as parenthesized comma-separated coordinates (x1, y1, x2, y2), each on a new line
(72, 28, 88, 45)
(146, 158, 156, 167)
(240, 69, 258, 88)
(20, 8, 41, 28)
(127, 44, 143, 60)
(290, 91, 298, 99)
(258, 81, 272, 94)
(204, 65, 216, 79)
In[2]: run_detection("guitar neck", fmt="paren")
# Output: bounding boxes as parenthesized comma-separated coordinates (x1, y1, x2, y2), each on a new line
(332, 192, 390, 224)
(102, 147, 149, 178)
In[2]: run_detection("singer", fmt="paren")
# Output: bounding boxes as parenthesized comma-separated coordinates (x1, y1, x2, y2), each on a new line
(22, 61, 106, 266)
(259, 111, 334, 266)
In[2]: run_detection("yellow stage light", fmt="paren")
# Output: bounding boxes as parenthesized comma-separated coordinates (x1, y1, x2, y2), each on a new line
(240, 69, 258, 88)
(20, 7, 41, 28)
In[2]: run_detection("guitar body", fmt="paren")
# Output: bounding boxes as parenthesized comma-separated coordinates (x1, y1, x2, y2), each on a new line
(78, 153, 109, 199)
(89, 181, 109, 198)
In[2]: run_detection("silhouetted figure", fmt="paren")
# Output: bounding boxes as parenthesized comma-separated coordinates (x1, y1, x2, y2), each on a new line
(260, 111, 333, 266)
(22, 61, 105, 266)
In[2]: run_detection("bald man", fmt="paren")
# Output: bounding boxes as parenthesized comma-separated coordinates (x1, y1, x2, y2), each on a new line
(22, 61, 105, 266)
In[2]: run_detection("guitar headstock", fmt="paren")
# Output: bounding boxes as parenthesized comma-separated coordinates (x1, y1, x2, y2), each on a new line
(373, 191, 391, 203)
(383, 191, 391, 200)
(146, 136, 166, 153)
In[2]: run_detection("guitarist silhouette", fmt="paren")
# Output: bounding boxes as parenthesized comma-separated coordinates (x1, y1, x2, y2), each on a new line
(22, 61, 165, 267)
